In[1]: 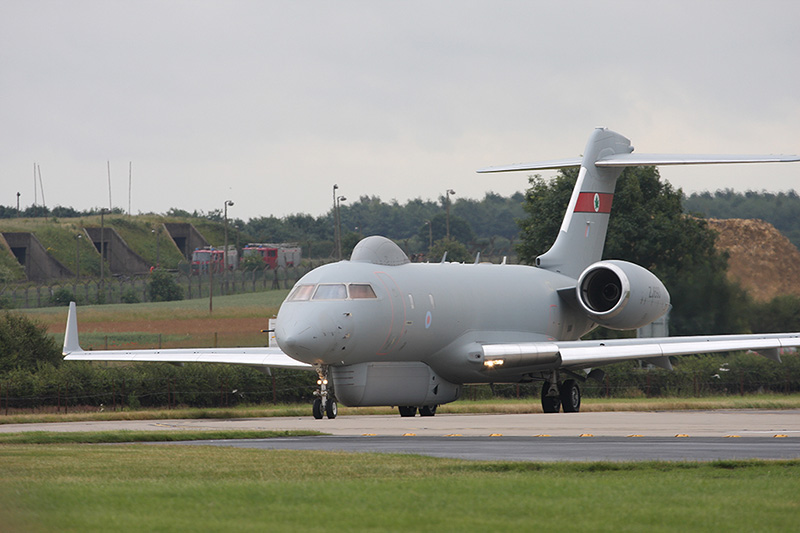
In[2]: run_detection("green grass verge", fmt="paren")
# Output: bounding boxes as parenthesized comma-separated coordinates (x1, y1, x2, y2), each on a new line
(1, 444, 798, 532)
(0, 429, 322, 445)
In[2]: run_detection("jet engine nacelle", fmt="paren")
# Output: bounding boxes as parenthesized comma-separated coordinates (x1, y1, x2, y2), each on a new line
(576, 260, 670, 330)
(332, 362, 461, 407)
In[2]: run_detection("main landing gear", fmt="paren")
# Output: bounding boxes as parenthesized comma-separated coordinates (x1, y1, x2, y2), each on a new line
(398, 405, 438, 417)
(541, 373, 581, 413)
(312, 366, 337, 419)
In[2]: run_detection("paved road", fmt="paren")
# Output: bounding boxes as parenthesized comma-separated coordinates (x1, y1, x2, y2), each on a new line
(4, 410, 799, 462)
(3, 409, 800, 437)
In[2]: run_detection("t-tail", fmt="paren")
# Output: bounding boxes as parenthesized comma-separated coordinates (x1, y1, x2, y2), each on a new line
(478, 127, 800, 280)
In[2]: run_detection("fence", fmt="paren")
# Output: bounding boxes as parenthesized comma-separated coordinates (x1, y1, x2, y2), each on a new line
(0, 264, 321, 309)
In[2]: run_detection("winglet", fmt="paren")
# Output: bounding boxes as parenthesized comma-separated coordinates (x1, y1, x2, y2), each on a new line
(63, 301, 83, 355)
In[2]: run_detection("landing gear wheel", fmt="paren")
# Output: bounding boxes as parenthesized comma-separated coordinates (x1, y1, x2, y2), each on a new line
(419, 405, 437, 417)
(541, 381, 561, 413)
(312, 398, 324, 419)
(398, 405, 417, 417)
(326, 399, 338, 419)
(560, 379, 581, 413)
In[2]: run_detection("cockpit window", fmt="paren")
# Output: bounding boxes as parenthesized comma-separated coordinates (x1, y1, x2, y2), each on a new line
(349, 284, 377, 299)
(287, 284, 315, 301)
(312, 283, 348, 300)
(290, 283, 378, 301)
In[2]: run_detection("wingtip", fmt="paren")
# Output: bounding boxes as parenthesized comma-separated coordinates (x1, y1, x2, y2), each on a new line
(63, 301, 83, 355)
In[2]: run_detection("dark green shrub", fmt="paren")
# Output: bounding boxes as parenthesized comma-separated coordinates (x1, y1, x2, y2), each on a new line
(0, 312, 61, 373)
(50, 287, 75, 306)
(120, 287, 141, 304)
(148, 269, 183, 302)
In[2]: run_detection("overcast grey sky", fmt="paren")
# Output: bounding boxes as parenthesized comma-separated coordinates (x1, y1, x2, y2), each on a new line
(2, 1, 798, 221)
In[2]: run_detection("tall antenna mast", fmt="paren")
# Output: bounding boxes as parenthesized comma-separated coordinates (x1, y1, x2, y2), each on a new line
(128, 161, 132, 216)
(107, 160, 112, 210)
(38, 164, 46, 208)
(33, 162, 37, 206)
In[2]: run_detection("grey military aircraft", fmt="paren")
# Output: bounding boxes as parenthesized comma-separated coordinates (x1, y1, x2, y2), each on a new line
(64, 128, 800, 419)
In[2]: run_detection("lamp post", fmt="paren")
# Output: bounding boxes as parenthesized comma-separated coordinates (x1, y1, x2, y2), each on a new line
(74, 234, 82, 280)
(151, 227, 161, 268)
(100, 208, 107, 301)
(425, 220, 432, 249)
(336, 195, 347, 260)
(445, 189, 456, 240)
(332, 184, 339, 260)
(223, 200, 234, 272)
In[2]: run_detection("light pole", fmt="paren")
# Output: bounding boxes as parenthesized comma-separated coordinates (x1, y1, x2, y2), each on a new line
(100, 208, 107, 300)
(445, 189, 456, 240)
(336, 195, 347, 260)
(151, 227, 161, 268)
(74, 234, 82, 280)
(425, 220, 432, 249)
(332, 184, 339, 260)
(223, 200, 234, 272)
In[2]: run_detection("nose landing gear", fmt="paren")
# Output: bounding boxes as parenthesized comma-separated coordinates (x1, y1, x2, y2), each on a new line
(312, 366, 337, 419)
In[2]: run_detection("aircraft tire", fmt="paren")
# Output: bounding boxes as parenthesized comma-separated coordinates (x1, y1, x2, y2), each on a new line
(312, 398, 324, 419)
(541, 382, 561, 413)
(560, 379, 581, 413)
(419, 405, 437, 417)
(398, 406, 417, 417)
(326, 399, 338, 419)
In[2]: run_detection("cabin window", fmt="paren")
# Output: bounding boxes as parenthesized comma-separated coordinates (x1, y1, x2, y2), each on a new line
(429, 294, 435, 309)
(407, 294, 415, 309)
(349, 284, 377, 299)
(288, 284, 315, 301)
(313, 283, 348, 300)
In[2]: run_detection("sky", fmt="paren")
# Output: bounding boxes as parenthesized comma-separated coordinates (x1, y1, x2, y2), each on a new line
(2, 1, 799, 221)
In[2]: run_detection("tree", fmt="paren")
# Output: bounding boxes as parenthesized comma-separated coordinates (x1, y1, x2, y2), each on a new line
(416, 213, 475, 249)
(429, 238, 471, 263)
(0, 312, 61, 373)
(148, 269, 184, 302)
(517, 166, 750, 336)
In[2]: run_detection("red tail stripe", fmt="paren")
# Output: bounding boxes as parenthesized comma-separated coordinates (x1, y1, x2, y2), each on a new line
(574, 192, 613, 213)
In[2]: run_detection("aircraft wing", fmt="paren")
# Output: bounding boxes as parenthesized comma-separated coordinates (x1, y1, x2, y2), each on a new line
(62, 302, 312, 370)
(482, 332, 800, 371)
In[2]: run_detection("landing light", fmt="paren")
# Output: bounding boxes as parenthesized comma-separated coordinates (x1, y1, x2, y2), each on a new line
(484, 359, 504, 368)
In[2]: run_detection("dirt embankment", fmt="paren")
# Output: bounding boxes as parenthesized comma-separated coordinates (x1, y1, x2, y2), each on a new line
(707, 218, 800, 302)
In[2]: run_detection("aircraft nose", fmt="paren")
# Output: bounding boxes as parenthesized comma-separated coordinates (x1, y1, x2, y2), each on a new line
(276, 313, 339, 364)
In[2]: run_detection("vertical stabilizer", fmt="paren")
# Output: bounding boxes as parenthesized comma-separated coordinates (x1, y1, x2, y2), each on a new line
(535, 128, 632, 278)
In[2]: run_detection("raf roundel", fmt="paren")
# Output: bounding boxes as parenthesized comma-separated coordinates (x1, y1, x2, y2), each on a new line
(425, 311, 432, 329)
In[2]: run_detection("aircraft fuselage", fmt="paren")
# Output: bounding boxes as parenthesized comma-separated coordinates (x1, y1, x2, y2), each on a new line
(275, 258, 594, 385)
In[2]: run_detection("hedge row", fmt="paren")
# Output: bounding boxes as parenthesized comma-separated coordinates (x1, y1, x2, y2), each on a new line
(1, 352, 798, 411)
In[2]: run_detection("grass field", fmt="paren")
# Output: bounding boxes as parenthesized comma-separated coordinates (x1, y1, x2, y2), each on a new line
(2, 443, 799, 532)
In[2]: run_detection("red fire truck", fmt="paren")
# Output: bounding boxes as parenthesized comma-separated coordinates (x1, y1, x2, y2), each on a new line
(191, 247, 225, 274)
(241, 243, 301, 269)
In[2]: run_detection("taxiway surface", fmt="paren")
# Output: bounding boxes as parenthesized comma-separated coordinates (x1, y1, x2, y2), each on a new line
(3, 410, 799, 462)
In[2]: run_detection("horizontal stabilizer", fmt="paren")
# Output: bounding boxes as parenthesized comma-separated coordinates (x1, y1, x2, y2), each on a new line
(477, 158, 583, 173)
(478, 154, 800, 173)
(595, 153, 800, 167)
